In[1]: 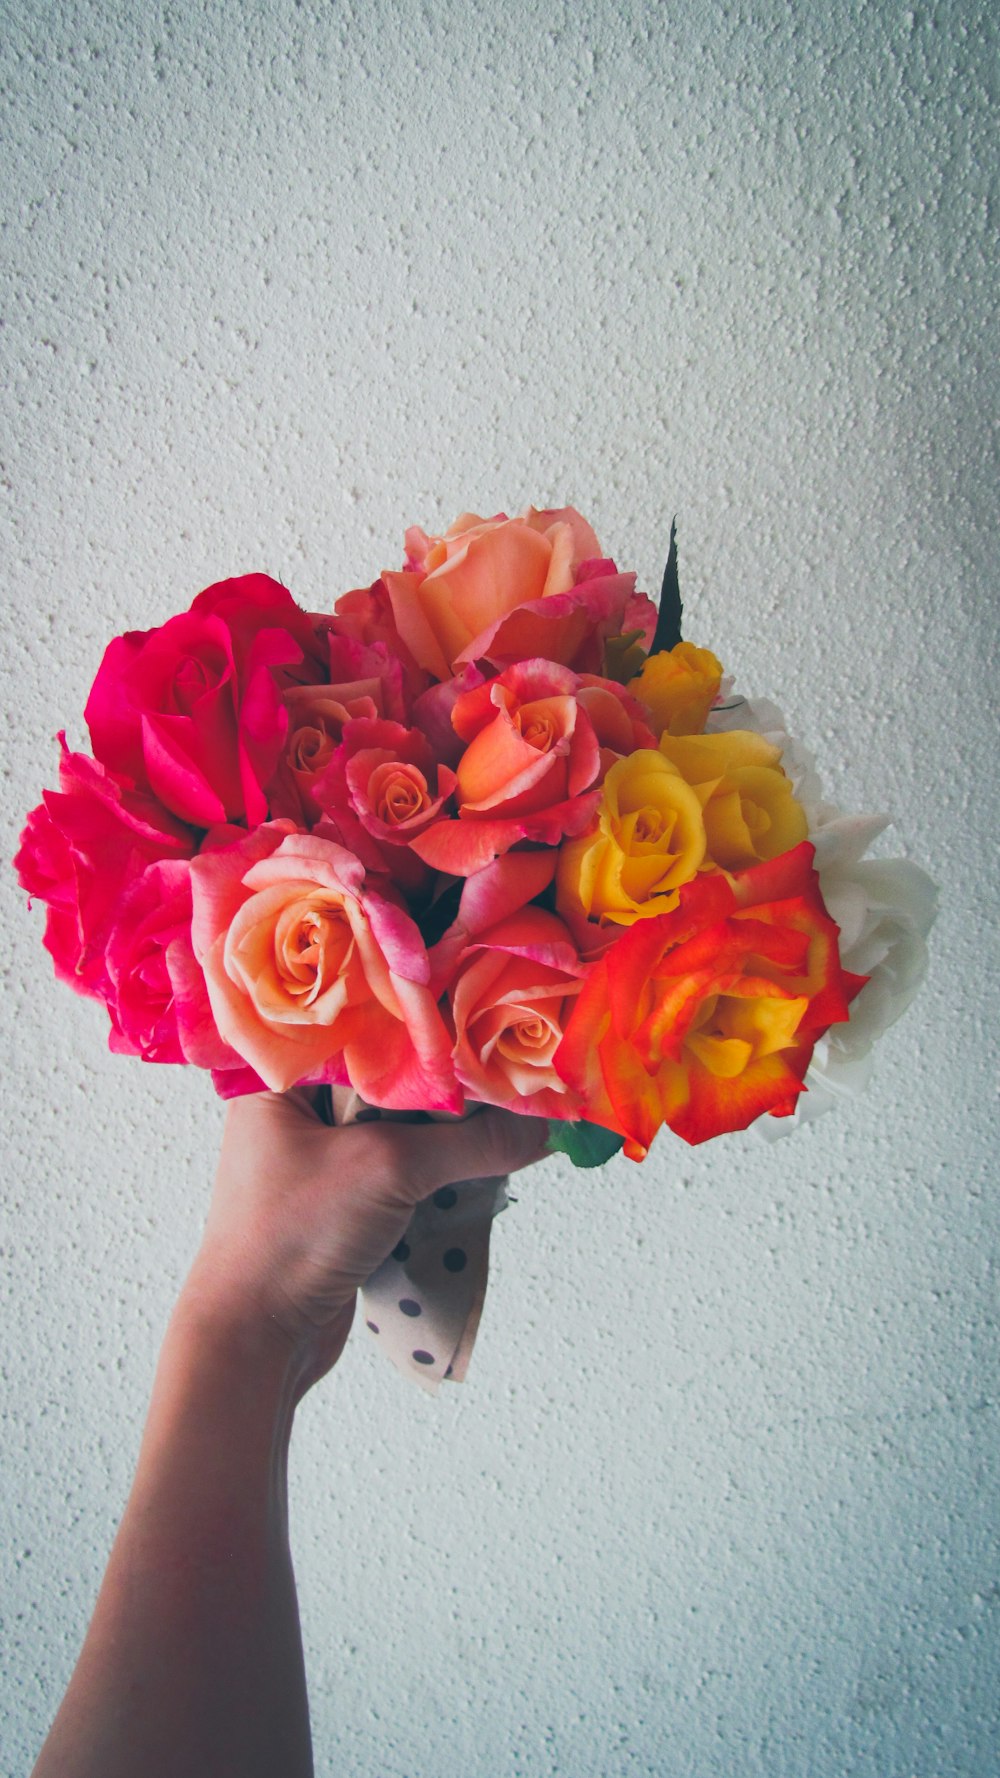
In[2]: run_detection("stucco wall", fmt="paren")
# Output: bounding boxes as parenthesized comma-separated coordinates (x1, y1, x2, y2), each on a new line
(2, 2, 997, 1774)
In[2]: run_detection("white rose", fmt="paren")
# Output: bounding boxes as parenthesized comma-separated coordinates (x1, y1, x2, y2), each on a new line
(708, 691, 937, 1135)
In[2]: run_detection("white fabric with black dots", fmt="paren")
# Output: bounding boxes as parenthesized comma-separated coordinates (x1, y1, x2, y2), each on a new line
(361, 1175, 509, 1393)
(329, 1086, 510, 1393)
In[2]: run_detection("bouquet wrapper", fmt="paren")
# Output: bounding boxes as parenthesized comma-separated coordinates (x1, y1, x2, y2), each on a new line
(329, 1087, 509, 1395)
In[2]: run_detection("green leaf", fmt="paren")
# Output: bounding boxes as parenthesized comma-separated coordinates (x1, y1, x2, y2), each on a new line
(545, 1118, 624, 1169)
(648, 517, 683, 656)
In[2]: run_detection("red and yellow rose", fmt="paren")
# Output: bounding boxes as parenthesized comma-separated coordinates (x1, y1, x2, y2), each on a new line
(555, 842, 867, 1154)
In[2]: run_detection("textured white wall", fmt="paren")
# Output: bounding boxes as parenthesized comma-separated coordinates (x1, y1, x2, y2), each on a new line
(2, 1, 997, 1773)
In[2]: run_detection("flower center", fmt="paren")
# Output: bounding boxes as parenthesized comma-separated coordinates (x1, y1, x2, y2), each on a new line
(496, 1003, 561, 1067)
(274, 896, 354, 1004)
(684, 990, 808, 1077)
(368, 762, 430, 827)
(288, 721, 336, 774)
(170, 648, 227, 715)
(518, 710, 556, 752)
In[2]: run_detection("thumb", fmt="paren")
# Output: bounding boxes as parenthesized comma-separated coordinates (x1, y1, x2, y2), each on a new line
(377, 1108, 549, 1204)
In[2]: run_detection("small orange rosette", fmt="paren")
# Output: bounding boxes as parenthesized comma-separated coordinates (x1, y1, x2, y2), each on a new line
(554, 842, 867, 1155)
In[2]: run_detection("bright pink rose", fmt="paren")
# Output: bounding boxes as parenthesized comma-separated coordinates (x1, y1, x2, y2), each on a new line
(409, 659, 607, 876)
(103, 853, 247, 1076)
(190, 823, 461, 1107)
(86, 574, 326, 828)
(448, 912, 586, 1117)
(14, 738, 195, 1001)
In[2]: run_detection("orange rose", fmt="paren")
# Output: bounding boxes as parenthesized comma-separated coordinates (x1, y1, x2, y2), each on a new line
(409, 660, 606, 876)
(555, 842, 866, 1154)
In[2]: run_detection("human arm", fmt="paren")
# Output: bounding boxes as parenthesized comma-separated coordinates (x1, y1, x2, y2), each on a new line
(31, 1093, 547, 1778)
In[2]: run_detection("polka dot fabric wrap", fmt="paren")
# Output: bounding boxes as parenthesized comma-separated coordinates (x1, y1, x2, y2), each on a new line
(331, 1088, 509, 1394)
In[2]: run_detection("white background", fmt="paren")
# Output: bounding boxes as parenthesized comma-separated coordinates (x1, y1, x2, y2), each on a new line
(2, 2, 997, 1773)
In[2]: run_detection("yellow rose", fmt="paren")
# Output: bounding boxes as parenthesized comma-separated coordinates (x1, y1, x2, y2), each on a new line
(628, 641, 723, 737)
(556, 749, 707, 927)
(657, 730, 808, 870)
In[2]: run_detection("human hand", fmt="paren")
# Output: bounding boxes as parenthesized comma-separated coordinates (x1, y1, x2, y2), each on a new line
(180, 1091, 548, 1392)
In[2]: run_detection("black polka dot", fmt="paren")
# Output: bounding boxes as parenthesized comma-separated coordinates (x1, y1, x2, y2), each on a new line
(392, 1240, 410, 1263)
(433, 1186, 458, 1209)
(442, 1247, 467, 1273)
(399, 1298, 422, 1317)
(444, 1364, 454, 1378)
(412, 1350, 435, 1365)
(366, 1321, 379, 1334)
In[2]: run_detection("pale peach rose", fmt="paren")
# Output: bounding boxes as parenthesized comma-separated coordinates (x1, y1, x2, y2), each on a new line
(377, 506, 639, 679)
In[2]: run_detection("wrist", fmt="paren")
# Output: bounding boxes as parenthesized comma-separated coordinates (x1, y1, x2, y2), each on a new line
(174, 1246, 350, 1405)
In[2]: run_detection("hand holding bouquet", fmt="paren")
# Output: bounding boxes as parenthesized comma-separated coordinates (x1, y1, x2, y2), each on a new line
(16, 505, 935, 1384)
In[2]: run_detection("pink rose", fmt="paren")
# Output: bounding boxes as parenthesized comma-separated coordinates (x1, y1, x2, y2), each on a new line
(430, 856, 586, 1117)
(190, 823, 461, 1107)
(315, 718, 456, 844)
(267, 632, 412, 826)
(14, 738, 195, 1001)
(86, 573, 326, 828)
(328, 580, 430, 701)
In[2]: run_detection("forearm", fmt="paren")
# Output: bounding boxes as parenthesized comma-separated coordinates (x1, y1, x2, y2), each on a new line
(32, 1285, 314, 1778)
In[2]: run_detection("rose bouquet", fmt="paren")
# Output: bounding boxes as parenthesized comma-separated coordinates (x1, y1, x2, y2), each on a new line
(16, 506, 935, 1386)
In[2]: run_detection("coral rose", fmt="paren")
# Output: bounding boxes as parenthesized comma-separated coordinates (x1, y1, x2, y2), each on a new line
(190, 824, 461, 1107)
(555, 842, 867, 1154)
(410, 659, 604, 877)
(86, 574, 325, 828)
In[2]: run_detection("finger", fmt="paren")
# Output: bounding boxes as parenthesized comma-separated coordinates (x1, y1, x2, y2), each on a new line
(371, 1109, 549, 1203)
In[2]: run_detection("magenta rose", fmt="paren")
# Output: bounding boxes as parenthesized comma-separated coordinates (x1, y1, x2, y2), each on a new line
(189, 822, 462, 1107)
(103, 855, 246, 1077)
(85, 573, 326, 828)
(14, 738, 195, 1001)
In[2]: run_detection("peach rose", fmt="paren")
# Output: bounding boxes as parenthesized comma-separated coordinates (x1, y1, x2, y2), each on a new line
(190, 823, 461, 1108)
(371, 506, 644, 679)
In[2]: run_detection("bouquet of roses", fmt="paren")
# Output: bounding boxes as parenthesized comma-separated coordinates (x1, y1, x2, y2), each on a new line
(16, 505, 935, 1385)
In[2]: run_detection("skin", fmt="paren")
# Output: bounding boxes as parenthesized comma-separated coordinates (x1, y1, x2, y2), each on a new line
(30, 1091, 548, 1778)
